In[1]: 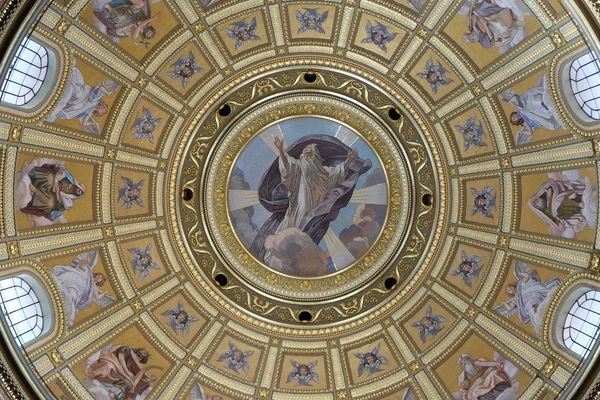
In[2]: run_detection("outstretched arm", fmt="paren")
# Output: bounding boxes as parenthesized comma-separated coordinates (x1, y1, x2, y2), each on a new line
(132, 13, 161, 39)
(344, 149, 358, 170)
(274, 136, 289, 169)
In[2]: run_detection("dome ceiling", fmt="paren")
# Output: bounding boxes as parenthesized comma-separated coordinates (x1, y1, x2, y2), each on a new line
(0, 0, 600, 399)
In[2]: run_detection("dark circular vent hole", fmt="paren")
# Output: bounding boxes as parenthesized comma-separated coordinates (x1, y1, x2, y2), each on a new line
(299, 311, 312, 323)
(218, 104, 231, 117)
(384, 277, 397, 290)
(388, 108, 401, 120)
(422, 193, 433, 206)
(215, 274, 228, 287)
(182, 188, 193, 201)
(303, 72, 317, 83)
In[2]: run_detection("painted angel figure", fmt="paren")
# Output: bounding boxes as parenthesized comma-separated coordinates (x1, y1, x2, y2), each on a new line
(295, 8, 328, 34)
(166, 51, 204, 89)
(128, 244, 160, 280)
(118, 177, 145, 210)
(455, 115, 487, 151)
(287, 360, 319, 386)
(361, 20, 397, 53)
(471, 185, 496, 218)
(217, 342, 253, 374)
(161, 301, 199, 337)
(354, 343, 390, 376)
(529, 170, 597, 239)
(410, 306, 447, 343)
(417, 58, 453, 94)
(500, 75, 564, 145)
(131, 107, 163, 143)
(47, 62, 119, 135)
(494, 261, 561, 336)
(92, 0, 161, 47)
(51, 250, 116, 327)
(225, 17, 261, 50)
(452, 251, 483, 287)
(190, 382, 222, 400)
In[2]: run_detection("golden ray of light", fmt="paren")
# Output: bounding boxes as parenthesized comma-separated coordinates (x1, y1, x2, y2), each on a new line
(349, 183, 388, 205)
(228, 190, 260, 211)
(324, 228, 355, 271)
(334, 125, 358, 147)
(260, 124, 287, 155)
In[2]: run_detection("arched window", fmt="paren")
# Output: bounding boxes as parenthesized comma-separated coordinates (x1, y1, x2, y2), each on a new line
(569, 52, 600, 120)
(0, 277, 44, 346)
(0, 37, 49, 106)
(563, 290, 600, 358)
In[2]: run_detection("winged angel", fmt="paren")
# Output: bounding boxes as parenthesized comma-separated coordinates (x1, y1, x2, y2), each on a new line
(417, 58, 453, 94)
(51, 250, 116, 327)
(161, 301, 199, 337)
(455, 115, 487, 151)
(287, 360, 319, 386)
(295, 8, 328, 34)
(451, 251, 483, 287)
(494, 261, 561, 336)
(361, 20, 397, 52)
(166, 51, 204, 89)
(131, 107, 163, 143)
(217, 342, 253, 374)
(118, 177, 145, 210)
(354, 343, 390, 376)
(128, 244, 160, 280)
(471, 185, 496, 218)
(410, 306, 447, 343)
(225, 18, 261, 50)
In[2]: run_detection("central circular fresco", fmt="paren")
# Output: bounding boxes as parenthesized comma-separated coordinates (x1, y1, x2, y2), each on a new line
(172, 63, 446, 328)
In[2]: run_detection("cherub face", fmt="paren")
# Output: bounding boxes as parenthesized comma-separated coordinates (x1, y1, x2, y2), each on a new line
(463, 127, 476, 141)
(365, 353, 376, 365)
(126, 186, 141, 201)
(475, 195, 489, 207)
(237, 28, 251, 41)
(305, 16, 318, 29)
(298, 365, 310, 377)
(509, 112, 522, 125)
(175, 312, 188, 324)
(459, 261, 473, 274)
(506, 285, 515, 296)
(232, 350, 244, 363)
(141, 120, 155, 133)
(427, 70, 441, 84)
(95, 102, 108, 115)
(371, 30, 385, 45)
(138, 254, 152, 267)
(421, 317, 434, 330)
(142, 26, 156, 39)
(94, 273, 104, 284)
(180, 64, 194, 78)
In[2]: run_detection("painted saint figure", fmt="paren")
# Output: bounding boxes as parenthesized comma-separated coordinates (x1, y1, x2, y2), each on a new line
(250, 135, 371, 266)
(410, 306, 447, 343)
(494, 261, 560, 336)
(161, 301, 199, 337)
(417, 58, 453, 94)
(500, 75, 564, 145)
(47, 62, 119, 135)
(190, 382, 222, 400)
(451, 251, 483, 287)
(131, 107, 163, 143)
(92, 0, 161, 46)
(361, 20, 397, 53)
(455, 353, 520, 400)
(354, 343, 390, 376)
(528, 170, 597, 239)
(51, 250, 116, 327)
(462, 0, 528, 54)
(295, 8, 328, 34)
(84, 344, 161, 400)
(20, 163, 85, 222)
(217, 342, 253, 374)
(286, 360, 319, 386)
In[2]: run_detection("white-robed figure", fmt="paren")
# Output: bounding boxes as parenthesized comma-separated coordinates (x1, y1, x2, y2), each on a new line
(500, 75, 564, 145)
(47, 61, 119, 135)
(51, 250, 115, 327)
(273, 136, 357, 232)
(495, 261, 561, 336)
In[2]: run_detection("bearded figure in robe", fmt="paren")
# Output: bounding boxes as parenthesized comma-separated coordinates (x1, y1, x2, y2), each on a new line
(85, 345, 161, 400)
(20, 163, 85, 222)
(249, 135, 371, 263)
(456, 353, 520, 400)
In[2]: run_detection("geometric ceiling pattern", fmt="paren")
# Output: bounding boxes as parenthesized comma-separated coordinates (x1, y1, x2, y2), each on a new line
(0, 0, 600, 399)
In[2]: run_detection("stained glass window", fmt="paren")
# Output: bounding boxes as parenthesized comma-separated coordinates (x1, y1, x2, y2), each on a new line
(0, 277, 43, 346)
(563, 290, 600, 358)
(569, 52, 600, 120)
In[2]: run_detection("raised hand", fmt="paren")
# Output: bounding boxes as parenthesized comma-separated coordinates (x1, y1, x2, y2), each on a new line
(274, 136, 285, 151)
(347, 148, 358, 161)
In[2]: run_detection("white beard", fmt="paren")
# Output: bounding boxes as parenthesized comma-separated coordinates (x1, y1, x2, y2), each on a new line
(462, 361, 479, 377)
(300, 153, 330, 198)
